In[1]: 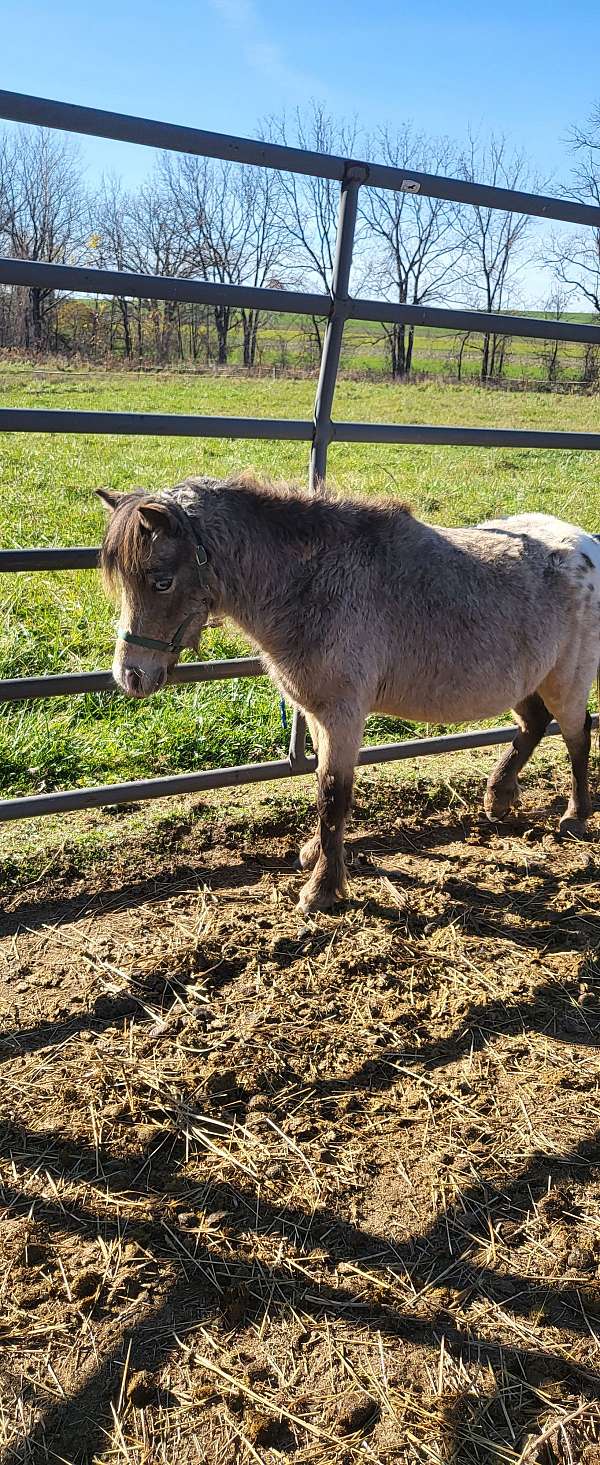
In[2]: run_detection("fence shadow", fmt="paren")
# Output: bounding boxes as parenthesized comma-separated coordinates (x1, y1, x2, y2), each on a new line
(2, 793, 599, 1458)
(0, 860, 274, 940)
(2, 1077, 600, 1463)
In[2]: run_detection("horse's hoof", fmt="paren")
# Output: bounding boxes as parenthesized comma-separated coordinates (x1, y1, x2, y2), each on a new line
(558, 814, 589, 840)
(484, 803, 509, 825)
(298, 877, 347, 915)
(484, 783, 520, 823)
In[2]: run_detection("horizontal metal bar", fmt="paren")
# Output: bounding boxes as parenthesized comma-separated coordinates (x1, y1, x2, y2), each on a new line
(0, 409, 314, 440)
(0, 547, 99, 571)
(0, 88, 352, 182)
(332, 422, 600, 450)
(3, 409, 600, 453)
(0, 657, 264, 702)
(0, 90, 599, 226)
(3, 258, 600, 349)
(358, 721, 562, 763)
(350, 299, 600, 347)
(0, 758, 312, 821)
(3, 259, 600, 351)
(2, 718, 594, 823)
(0, 257, 329, 319)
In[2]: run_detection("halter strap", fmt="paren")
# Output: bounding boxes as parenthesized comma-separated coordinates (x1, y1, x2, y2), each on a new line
(118, 612, 198, 655)
(118, 503, 209, 656)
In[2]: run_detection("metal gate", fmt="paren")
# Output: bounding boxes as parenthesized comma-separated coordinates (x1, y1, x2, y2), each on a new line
(1, 88, 599, 822)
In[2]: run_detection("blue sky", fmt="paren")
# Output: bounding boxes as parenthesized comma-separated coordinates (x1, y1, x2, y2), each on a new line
(2, 0, 600, 305)
(2, 0, 599, 188)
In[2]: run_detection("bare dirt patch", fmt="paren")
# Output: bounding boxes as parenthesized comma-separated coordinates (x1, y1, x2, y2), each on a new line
(1, 766, 600, 1463)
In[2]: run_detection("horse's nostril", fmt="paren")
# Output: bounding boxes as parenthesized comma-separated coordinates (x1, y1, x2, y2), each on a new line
(127, 665, 143, 693)
(155, 665, 167, 690)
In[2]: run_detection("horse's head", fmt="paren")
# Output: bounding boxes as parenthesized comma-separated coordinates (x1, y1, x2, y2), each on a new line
(97, 489, 212, 697)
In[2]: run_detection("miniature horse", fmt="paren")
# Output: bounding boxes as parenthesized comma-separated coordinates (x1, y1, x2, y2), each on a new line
(98, 475, 600, 913)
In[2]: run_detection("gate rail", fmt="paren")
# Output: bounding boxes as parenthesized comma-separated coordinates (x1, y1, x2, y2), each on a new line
(0, 89, 599, 821)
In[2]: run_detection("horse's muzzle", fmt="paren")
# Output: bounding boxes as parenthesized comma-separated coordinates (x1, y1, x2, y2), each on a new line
(116, 661, 168, 697)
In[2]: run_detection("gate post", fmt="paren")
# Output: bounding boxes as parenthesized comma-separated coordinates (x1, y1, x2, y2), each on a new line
(288, 163, 369, 773)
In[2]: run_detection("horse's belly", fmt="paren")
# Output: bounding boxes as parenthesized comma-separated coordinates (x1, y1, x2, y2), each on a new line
(374, 693, 513, 723)
(372, 673, 540, 724)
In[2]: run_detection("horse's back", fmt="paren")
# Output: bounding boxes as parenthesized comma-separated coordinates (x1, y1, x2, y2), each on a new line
(474, 511, 600, 576)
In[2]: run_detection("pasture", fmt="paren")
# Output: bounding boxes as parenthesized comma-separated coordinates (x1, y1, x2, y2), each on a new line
(1, 365, 600, 1461)
(52, 300, 600, 386)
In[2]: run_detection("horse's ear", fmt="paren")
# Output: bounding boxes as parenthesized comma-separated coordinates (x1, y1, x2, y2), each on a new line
(137, 501, 179, 537)
(95, 488, 123, 514)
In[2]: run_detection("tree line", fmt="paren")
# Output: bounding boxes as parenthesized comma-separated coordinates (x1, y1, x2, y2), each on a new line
(1, 104, 600, 384)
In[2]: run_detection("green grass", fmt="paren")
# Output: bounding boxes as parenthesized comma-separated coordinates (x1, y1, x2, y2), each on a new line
(1, 366, 599, 799)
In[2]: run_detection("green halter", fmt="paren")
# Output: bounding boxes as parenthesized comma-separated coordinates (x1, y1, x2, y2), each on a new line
(117, 612, 199, 655)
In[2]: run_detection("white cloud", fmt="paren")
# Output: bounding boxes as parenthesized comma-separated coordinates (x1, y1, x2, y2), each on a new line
(210, 0, 320, 98)
(212, 0, 256, 28)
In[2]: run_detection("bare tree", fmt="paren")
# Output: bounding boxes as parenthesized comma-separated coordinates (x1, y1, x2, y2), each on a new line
(0, 132, 13, 235)
(360, 125, 463, 378)
(549, 229, 600, 314)
(237, 167, 286, 367)
(263, 105, 360, 356)
(0, 133, 17, 347)
(535, 287, 568, 387)
(93, 168, 205, 362)
(92, 177, 138, 357)
(159, 152, 284, 366)
(452, 330, 473, 383)
(546, 107, 600, 316)
(0, 126, 86, 350)
(125, 174, 193, 362)
(457, 134, 538, 382)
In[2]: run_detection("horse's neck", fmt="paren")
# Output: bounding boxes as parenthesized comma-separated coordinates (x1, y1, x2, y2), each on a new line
(202, 487, 292, 642)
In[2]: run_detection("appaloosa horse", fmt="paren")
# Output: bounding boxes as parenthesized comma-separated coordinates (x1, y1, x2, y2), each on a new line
(98, 475, 600, 912)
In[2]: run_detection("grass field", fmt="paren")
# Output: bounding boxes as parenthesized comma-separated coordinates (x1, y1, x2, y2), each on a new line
(1, 364, 600, 799)
(272, 313, 600, 384)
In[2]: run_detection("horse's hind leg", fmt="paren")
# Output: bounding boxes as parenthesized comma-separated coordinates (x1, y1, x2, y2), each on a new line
(484, 693, 552, 822)
(557, 710, 593, 834)
(538, 650, 596, 832)
(298, 706, 364, 914)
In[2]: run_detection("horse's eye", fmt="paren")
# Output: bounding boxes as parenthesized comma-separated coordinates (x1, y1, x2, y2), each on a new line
(154, 576, 173, 593)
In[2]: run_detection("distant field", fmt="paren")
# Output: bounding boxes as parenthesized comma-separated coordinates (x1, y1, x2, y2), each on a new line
(1, 365, 600, 799)
(263, 311, 600, 384)
(57, 297, 600, 383)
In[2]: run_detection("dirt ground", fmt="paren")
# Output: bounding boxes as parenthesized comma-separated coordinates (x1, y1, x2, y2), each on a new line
(1, 757, 600, 1464)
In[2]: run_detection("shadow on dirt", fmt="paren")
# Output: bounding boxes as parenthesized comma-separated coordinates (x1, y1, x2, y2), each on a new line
(2, 1085, 600, 1463)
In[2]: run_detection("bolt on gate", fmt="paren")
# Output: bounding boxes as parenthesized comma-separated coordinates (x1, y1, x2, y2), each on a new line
(0, 88, 599, 823)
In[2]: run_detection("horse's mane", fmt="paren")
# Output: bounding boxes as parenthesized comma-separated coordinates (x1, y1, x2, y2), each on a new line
(100, 472, 414, 590)
(229, 470, 412, 517)
(100, 491, 160, 590)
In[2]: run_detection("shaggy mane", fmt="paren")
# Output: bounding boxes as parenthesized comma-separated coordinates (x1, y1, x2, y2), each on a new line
(227, 470, 412, 517)
(99, 474, 414, 594)
(100, 492, 173, 590)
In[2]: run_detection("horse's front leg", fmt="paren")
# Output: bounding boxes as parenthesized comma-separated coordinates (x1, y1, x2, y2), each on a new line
(298, 708, 364, 915)
(299, 713, 322, 872)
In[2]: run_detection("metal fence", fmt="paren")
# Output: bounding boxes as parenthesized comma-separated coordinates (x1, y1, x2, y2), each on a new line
(1, 88, 599, 823)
